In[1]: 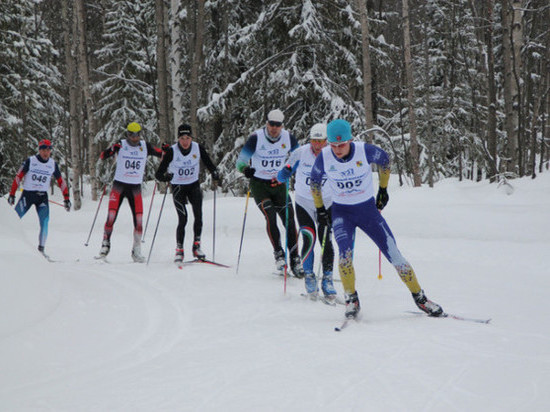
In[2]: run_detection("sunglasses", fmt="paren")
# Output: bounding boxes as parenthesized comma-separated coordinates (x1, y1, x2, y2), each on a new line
(128, 132, 141, 137)
(268, 121, 282, 127)
(39, 145, 52, 150)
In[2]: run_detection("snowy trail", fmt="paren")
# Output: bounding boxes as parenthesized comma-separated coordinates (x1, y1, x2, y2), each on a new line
(1, 175, 550, 411)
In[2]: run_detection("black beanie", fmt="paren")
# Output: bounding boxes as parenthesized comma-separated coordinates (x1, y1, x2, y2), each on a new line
(178, 124, 192, 136)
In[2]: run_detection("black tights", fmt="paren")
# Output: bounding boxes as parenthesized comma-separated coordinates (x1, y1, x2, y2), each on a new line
(172, 183, 202, 247)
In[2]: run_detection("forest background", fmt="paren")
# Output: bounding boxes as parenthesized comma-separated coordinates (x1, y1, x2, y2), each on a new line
(1, 0, 548, 208)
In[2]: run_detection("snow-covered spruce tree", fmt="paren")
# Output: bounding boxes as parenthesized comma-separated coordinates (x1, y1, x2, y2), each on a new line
(93, 0, 160, 186)
(0, 0, 66, 192)
(197, 0, 371, 193)
(411, 0, 485, 183)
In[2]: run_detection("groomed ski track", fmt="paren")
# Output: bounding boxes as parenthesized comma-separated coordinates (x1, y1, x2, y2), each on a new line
(1, 176, 549, 411)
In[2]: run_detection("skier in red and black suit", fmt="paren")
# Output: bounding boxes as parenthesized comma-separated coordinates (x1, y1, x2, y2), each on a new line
(8, 139, 71, 258)
(155, 123, 221, 263)
(98, 122, 162, 262)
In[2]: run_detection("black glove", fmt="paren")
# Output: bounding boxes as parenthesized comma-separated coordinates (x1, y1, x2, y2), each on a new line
(161, 142, 171, 152)
(376, 187, 389, 210)
(316, 206, 331, 227)
(212, 171, 221, 182)
(158, 173, 174, 182)
(243, 166, 256, 178)
(8, 195, 15, 206)
(64, 199, 71, 212)
(110, 143, 122, 156)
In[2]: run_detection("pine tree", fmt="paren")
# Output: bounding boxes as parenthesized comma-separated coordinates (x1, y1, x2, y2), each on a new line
(94, 0, 159, 184)
(0, 0, 65, 192)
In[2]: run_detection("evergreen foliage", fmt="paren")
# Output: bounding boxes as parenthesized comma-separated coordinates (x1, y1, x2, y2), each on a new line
(1, 0, 548, 200)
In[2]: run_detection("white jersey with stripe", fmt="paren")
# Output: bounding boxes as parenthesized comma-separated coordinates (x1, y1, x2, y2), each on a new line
(22, 156, 55, 191)
(321, 142, 374, 205)
(250, 128, 291, 180)
(114, 140, 148, 184)
(168, 141, 201, 185)
(294, 144, 332, 209)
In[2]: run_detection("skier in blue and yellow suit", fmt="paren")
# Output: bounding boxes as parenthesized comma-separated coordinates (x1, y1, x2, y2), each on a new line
(310, 119, 444, 319)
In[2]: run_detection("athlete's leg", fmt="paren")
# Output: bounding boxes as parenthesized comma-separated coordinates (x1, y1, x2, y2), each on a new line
(295, 203, 316, 273)
(331, 204, 358, 295)
(357, 198, 421, 294)
(250, 180, 282, 252)
(127, 184, 144, 245)
(14, 191, 33, 218)
(318, 206, 335, 274)
(187, 183, 203, 240)
(103, 182, 124, 241)
(35, 194, 50, 248)
(172, 185, 188, 247)
(274, 187, 299, 258)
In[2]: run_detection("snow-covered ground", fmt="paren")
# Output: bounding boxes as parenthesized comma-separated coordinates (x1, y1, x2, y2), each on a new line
(1, 174, 549, 411)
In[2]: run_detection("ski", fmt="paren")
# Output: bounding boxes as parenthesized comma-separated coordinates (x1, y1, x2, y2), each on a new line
(334, 317, 357, 332)
(40, 251, 55, 262)
(300, 293, 345, 306)
(178, 258, 231, 268)
(405, 310, 491, 324)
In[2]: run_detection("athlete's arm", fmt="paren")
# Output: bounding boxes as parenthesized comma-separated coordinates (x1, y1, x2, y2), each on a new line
(310, 153, 326, 208)
(9, 158, 30, 196)
(236, 134, 258, 173)
(365, 144, 390, 188)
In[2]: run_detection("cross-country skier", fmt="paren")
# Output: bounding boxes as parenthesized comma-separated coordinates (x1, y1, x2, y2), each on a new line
(310, 119, 443, 319)
(97, 122, 162, 262)
(277, 123, 337, 301)
(7, 139, 71, 258)
(236, 109, 305, 278)
(155, 123, 221, 263)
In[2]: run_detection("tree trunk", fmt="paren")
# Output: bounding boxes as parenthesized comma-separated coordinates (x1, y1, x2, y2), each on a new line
(402, 0, 421, 186)
(422, 31, 434, 188)
(190, 0, 205, 142)
(485, 0, 498, 182)
(501, 0, 523, 176)
(75, 0, 99, 202)
(355, 0, 374, 143)
(156, 0, 171, 142)
(63, 0, 82, 209)
(170, 0, 183, 132)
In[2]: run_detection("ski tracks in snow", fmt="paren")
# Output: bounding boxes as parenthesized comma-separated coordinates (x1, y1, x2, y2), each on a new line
(0, 261, 191, 407)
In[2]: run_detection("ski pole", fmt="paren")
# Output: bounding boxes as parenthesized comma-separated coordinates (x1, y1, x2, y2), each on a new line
(48, 199, 65, 207)
(212, 187, 217, 261)
(316, 225, 328, 278)
(141, 182, 157, 243)
(378, 249, 383, 279)
(146, 188, 168, 265)
(85, 184, 107, 246)
(236, 189, 250, 274)
(284, 181, 289, 294)
(378, 210, 383, 279)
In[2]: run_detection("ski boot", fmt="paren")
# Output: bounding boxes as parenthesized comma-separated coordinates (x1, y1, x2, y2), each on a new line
(131, 243, 145, 263)
(304, 272, 318, 300)
(290, 255, 305, 279)
(274, 249, 285, 273)
(412, 289, 443, 317)
(321, 271, 337, 301)
(38, 245, 50, 260)
(174, 248, 184, 263)
(192, 239, 206, 260)
(99, 239, 110, 258)
(345, 291, 361, 319)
